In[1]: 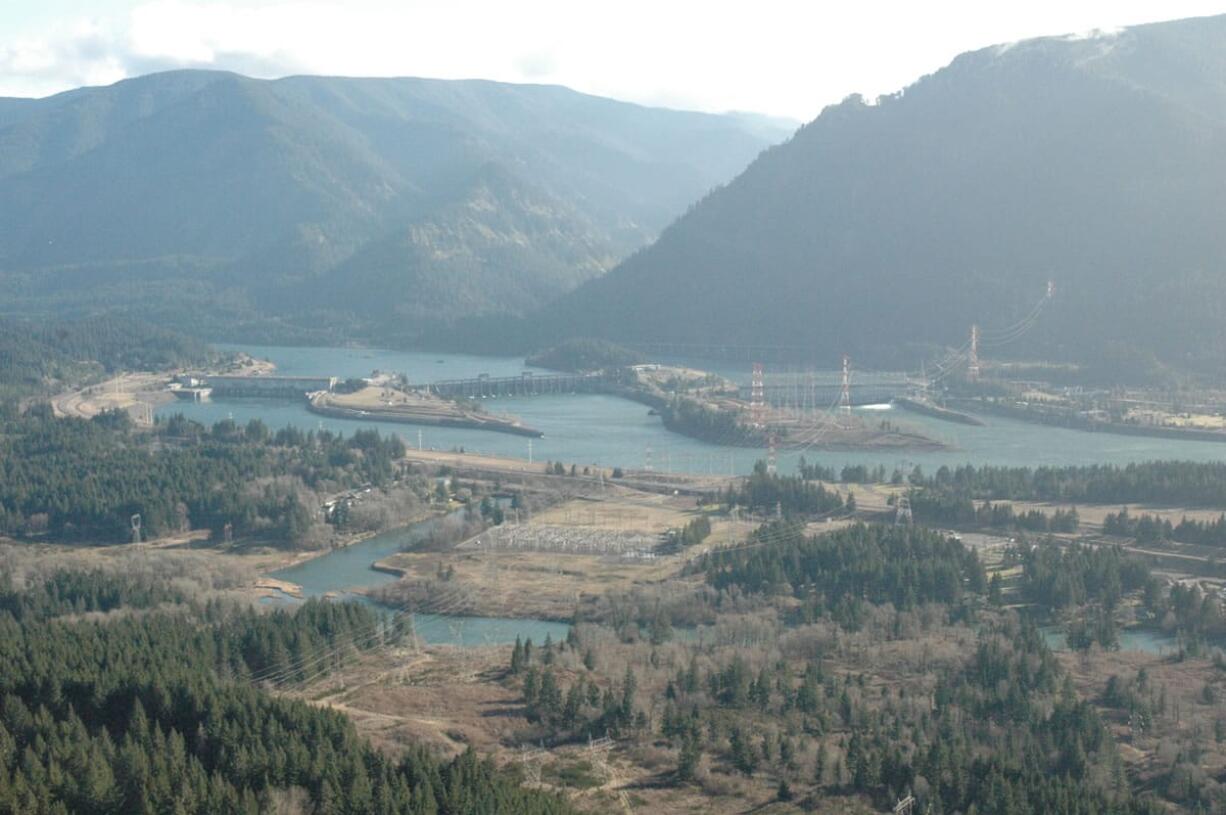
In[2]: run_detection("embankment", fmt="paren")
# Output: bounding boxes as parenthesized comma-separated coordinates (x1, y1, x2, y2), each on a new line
(953, 398, 1226, 443)
(894, 397, 985, 426)
(307, 394, 543, 437)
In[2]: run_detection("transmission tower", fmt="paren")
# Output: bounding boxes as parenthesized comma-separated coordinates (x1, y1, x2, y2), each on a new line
(750, 362, 766, 429)
(644, 445, 653, 472)
(767, 433, 777, 475)
(840, 354, 853, 421)
(520, 745, 545, 786)
(968, 324, 980, 381)
(894, 494, 913, 525)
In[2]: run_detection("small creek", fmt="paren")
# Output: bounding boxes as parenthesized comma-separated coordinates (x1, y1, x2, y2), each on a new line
(263, 511, 571, 646)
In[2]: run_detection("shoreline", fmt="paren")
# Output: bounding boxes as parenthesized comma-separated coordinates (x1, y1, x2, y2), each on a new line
(894, 396, 985, 426)
(953, 397, 1226, 444)
(306, 394, 543, 437)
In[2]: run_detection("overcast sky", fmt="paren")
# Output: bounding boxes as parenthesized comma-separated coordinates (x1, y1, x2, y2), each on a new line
(3, 1, 1225, 119)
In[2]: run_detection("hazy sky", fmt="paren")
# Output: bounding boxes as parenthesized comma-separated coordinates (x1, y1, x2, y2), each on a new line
(3, 1, 1225, 119)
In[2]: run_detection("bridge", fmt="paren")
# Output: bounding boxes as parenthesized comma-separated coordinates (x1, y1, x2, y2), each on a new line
(414, 370, 628, 399)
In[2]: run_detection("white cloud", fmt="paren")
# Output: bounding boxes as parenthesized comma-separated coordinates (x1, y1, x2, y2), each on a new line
(1, 1, 1224, 116)
(0, 19, 128, 97)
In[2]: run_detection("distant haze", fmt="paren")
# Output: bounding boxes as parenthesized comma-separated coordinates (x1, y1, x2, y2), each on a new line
(0, 71, 788, 342)
(2, 1, 1225, 118)
(539, 14, 1226, 379)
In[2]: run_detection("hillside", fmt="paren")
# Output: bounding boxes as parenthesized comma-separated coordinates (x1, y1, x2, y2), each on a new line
(0, 70, 790, 337)
(0, 316, 211, 401)
(541, 15, 1226, 376)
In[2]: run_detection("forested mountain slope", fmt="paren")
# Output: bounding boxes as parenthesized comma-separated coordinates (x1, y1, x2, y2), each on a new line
(0, 70, 789, 336)
(542, 15, 1226, 374)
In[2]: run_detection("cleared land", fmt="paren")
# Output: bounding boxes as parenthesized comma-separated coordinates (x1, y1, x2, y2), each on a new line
(372, 489, 730, 621)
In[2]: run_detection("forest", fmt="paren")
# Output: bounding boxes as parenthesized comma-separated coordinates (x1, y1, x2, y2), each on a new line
(722, 465, 846, 517)
(908, 487, 1080, 533)
(702, 522, 985, 628)
(660, 396, 763, 446)
(0, 316, 210, 400)
(1017, 542, 1152, 612)
(1103, 508, 1226, 548)
(788, 458, 1226, 507)
(492, 520, 1194, 813)
(904, 461, 1226, 506)
(0, 569, 571, 815)
(0, 407, 408, 544)
(525, 338, 641, 372)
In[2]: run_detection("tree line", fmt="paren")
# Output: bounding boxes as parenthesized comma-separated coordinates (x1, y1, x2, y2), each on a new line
(702, 523, 985, 629)
(0, 569, 572, 815)
(909, 488, 1079, 532)
(0, 315, 210, 401)
(1103, 508, 1226, 548)
(792, 458, 1226, 506)
(0, 407, 408, 545)
(722, 464, 847, 517)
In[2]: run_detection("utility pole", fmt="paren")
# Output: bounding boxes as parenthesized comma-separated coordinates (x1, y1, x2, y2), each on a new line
(750, 362, 765, 429)
(840, 354, 852, 423)
(894, 494, 913, 525)
(968, 324, 980, 381)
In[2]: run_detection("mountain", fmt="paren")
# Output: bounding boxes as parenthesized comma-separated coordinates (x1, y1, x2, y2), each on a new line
(541, 15, 1226, 376)
(0, 70, 792, 336)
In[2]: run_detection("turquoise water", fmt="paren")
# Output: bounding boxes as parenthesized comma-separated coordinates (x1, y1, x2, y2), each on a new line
(1041, 626, 1177, 655)
(265, 512, 570, 646)
(162, 344, 1226, 476)
(175, 344, 1226, 647)
(407, 613, 571, 648)
(268, 514, 462, 596)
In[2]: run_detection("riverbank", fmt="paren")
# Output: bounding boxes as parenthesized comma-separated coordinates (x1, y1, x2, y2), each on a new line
(894, 396, 985, 426)
(609, 368, 952, 452)
(308, 387, 543, 437)
(952, 397, 1226, 443)
(51, 352, 276, 422)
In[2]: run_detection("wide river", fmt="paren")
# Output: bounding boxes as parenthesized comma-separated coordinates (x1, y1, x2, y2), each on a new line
(162, 344, 1224, 651)
(163, 344, 1226, 476)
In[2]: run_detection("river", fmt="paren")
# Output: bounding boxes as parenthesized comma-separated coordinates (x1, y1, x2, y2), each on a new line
(263, 512, 572, 646)
(163, 344, 1226, 477)
(165, 344, 1226, 645)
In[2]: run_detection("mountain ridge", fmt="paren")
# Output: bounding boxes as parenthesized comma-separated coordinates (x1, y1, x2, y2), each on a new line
(0, 69, 792, 335)
(535, 14, 1226, 376)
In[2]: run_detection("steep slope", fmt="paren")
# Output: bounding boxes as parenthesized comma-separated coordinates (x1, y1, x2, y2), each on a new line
(0, 70, 791, 333)
(315, 163, 616, 323)
(544, 15, 1226, 374)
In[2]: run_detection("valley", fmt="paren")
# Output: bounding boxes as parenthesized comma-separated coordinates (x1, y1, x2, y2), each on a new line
(5, 10, 1226, 814)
